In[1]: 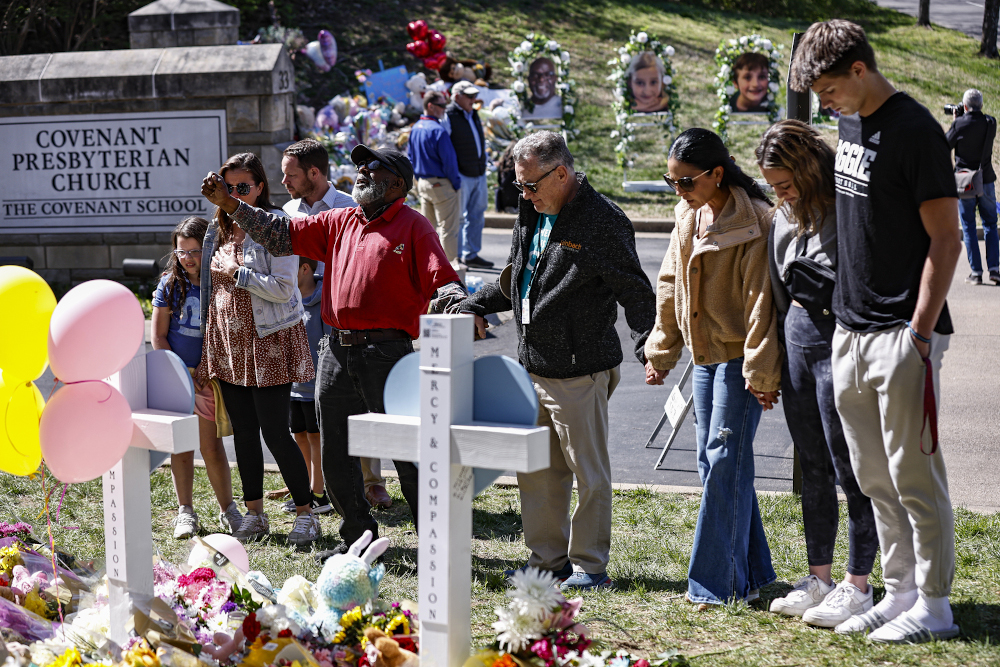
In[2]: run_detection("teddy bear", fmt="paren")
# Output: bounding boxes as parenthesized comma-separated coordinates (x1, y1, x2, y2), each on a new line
(364, 628, 419, 667)
(405, 72, 429, 114)
(310, 530, 390, 636)
(438, 57, 492, 87)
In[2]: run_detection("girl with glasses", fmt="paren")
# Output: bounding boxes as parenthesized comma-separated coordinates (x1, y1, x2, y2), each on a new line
(756, 120, 877, 627)
(645, 127, 781, 606)
(152, 216, 240, 539)
(198, 152, 321, 547)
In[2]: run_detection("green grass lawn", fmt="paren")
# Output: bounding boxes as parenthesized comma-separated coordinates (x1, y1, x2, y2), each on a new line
(3, 467, 1000, 666)
(281, 0, 999, 219)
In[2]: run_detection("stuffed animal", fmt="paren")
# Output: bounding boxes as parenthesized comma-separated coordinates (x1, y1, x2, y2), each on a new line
(310, 531, 390, 635)
(364, 628, 419, 667)
(438, 57, 492, 87)
(405, 73, 428, 113)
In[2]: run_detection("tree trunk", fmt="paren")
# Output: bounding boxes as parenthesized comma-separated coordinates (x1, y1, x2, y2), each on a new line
(918, 0, 931, 27)
(982, 0, 1000, 58)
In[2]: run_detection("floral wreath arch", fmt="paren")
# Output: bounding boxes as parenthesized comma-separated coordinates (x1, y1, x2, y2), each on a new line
(507, 33, 578, 138)
(713, 34, 784, 143)
(608, 30, 680, 170)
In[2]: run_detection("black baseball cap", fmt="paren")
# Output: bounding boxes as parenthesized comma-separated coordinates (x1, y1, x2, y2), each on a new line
(351, 144, 414, 193)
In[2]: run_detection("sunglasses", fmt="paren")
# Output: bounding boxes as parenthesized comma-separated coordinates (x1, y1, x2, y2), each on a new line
(513, 166, 558, 194)
(356, 159, 401, 179)
(662, 169, 711, 194)
(173, 249, 203, 258)
(226, 182, 253, 196)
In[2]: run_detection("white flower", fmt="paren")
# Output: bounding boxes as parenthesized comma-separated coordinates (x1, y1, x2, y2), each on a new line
(563, 104, 574, 115)
(627, 160, 635, 167)
(493, 605, 544, 653)
(769, 81, 780, 92)
(762, 39, 773, 50)
(665, 45, 675, 57)
(662, 75, 672, 85)
(740, 36, 749, 45)
(621, 53, 631, 64)
(507, 567, 564, 618)
(512, 81, 525, 93)
(615, 141, 625, 153)
(636, 32, 648, 43)
(546, 40, 559, 51)
(719, 64, 730, 76)
(520, 40, 532, 51)
(729, 38, 737, 46)
(725, 84, 736, 95)
(513, 61, 525, 73)
(767, 92, 775, 101)
(618, 46, 629, 55)
(610, 130, 620, 138)
(561, 51, 571, 63)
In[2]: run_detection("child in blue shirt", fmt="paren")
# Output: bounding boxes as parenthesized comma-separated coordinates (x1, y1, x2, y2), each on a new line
(151, 216, 241, 539)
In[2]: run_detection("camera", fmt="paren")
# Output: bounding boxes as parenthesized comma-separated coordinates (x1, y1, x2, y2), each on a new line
(944, 104, 965, 117)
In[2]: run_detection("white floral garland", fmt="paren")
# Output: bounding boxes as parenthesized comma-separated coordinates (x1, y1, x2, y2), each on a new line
(607, 30, 680, 170)
(507, 33, 578, 137)
(713, 34, 784, 144)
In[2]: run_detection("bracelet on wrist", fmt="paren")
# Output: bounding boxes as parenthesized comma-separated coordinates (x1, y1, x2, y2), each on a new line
(906, 321, 931, 344)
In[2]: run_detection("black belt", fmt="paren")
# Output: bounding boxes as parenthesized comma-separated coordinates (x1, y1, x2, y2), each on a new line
(333, 328, 410, 346)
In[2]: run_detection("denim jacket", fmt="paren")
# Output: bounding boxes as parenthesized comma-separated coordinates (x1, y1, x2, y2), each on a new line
(200, 210, 304, 339)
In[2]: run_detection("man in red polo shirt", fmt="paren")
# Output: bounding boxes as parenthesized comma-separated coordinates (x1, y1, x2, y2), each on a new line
(201, 145, 463, 558)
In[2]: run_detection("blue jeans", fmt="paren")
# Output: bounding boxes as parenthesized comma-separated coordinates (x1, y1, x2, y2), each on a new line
(960, 181, 998, 274)
(687, 358, 776, 604)
(459, 173, 488, 261)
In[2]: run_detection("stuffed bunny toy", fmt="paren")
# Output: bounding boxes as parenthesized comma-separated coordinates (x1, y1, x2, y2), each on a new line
(310, 531, 390, 635)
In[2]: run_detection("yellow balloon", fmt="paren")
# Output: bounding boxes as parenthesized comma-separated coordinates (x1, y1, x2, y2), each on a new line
(0, 267, 56, 382)
(0, 371, 44, 476)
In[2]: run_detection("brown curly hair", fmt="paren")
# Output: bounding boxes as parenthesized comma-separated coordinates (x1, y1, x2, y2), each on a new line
(755, 120, 835, 235)
(789, 19, 878, 92)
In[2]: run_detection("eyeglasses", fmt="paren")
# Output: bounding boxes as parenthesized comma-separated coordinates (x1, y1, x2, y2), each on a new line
(513, 166, 558, 194)
(662, 169, 711, 193)
(226, 182, 252, 196)
(356, 159, 401, 179)
(173, 249, 203, 258)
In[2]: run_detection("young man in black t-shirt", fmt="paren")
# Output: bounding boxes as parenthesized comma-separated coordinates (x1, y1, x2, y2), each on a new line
(790, 20, 963, 644)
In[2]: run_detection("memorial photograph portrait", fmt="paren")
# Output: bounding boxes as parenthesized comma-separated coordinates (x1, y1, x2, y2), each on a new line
(521, 56, 563, 120)
(625, 51, 670, 114)
(728, 51, 770, 113)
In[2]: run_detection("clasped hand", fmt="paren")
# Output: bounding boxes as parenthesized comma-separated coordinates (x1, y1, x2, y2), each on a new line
(745, 379, 780, 411)
(211, 247, 239, 278)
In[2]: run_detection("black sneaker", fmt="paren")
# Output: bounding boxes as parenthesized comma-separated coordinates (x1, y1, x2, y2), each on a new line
(311, 492, 334, 514)
(967, 273, 983, 285)
(463, 255, 495, 269)
(503, 560, 573, 582)
(990, 270, 1000, 286)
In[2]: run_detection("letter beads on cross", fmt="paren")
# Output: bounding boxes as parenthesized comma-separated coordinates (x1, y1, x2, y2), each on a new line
(348, 314, 551, 667)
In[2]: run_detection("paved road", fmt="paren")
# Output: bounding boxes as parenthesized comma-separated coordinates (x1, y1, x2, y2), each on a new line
(876, 0, 995, 41)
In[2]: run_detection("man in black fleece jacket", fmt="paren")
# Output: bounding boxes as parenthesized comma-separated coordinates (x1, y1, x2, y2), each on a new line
(452, 131, 655, 590)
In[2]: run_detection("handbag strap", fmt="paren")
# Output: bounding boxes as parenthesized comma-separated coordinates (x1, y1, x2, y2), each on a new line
(796, 228, 811, 257)
(920, 357, 939, 455)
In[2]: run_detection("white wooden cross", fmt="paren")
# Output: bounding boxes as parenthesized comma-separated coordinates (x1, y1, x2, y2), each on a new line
(102, 348, 199, 645)
(348, 314, 551, 667)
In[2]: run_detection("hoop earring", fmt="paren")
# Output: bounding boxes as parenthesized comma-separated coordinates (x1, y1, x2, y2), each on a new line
(716, 183, 721, 188)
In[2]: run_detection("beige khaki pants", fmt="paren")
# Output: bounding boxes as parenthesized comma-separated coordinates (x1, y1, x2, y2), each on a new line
(831, 324, 954, 598)
(416, 177, 460, 263)
(361, 457, 383, 491)
(517, 367, 620, 574)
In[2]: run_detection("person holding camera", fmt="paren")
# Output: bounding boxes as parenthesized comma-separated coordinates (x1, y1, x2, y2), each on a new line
(946, 89, 998, 285)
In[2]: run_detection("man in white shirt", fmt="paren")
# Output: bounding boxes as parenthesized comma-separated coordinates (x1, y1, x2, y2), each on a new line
(278, 139, 395, 510)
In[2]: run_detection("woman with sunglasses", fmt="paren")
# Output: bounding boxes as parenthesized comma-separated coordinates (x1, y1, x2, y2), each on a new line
(756, 120, 877, 626)
(198, 152, 320, 547)
(645, 127, 781, 606)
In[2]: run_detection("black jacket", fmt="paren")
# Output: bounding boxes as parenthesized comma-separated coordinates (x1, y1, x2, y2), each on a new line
(446, 105, 486, 177)
(946, 110, 996, 184)
(458, 174, 656, 379)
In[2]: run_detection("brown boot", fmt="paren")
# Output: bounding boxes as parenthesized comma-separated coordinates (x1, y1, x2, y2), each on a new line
(365, 484, 392, 509)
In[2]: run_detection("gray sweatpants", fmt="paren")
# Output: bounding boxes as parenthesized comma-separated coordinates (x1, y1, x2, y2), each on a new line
(831, 323, 954, 598)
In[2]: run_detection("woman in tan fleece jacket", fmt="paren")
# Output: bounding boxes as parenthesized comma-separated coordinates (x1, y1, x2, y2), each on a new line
(645, 127, 781, 605)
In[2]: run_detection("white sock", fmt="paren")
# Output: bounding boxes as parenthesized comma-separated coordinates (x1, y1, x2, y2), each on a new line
(872, 588, 918, 621)
(178, 504, 195, 514)
(906, 594, 954, 631)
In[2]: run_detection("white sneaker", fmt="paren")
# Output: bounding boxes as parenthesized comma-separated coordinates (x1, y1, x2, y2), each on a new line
(287, 512, 321, 547)
(281, 499, 297, 514)
(769, 575, 835, 617)
(172, 509, 200, 539)
(232, 511, 270, 543)
(803, 582, 873, 628)
(220, 501, 243, 534)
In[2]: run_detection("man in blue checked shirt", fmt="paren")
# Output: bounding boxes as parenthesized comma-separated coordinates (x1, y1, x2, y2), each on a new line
(410, 90, 463, 266)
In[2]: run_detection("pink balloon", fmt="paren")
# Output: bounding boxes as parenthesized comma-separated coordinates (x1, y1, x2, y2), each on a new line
(48, 280, 145, 383)
(202, 533, 250, 573)
(39, 381, 133, 483)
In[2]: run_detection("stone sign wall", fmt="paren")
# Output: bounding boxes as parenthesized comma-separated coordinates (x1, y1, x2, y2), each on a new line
(0, 42, 295, 286)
